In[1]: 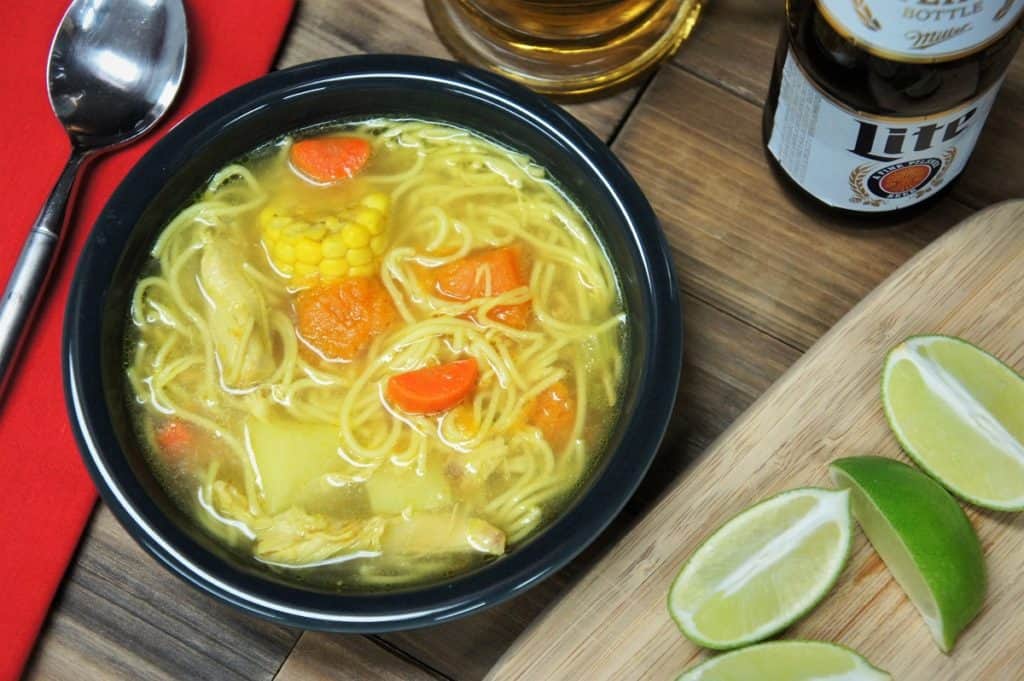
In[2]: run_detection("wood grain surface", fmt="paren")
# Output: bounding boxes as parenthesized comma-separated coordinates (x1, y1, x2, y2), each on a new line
(24, 507, 298, 681)
(488, 201, 1024, 681)
(275, 635, 441, 681)
(23, 1, 1024, 679)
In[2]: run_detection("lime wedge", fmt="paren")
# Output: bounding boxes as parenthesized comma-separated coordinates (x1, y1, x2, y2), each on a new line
(668, 488, 852, 650)
(882, 334, 1024, 510)
(677, 641, 891, 681)
(830, 456, 985, 653)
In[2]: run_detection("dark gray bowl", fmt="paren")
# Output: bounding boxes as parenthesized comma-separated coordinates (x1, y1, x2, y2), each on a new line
(64, 55, 682, 631)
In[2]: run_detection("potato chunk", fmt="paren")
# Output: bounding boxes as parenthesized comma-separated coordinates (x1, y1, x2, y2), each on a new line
(382, 512, 506, 556)
(366, 458, 452, 515)
(247, 418, 345, 514)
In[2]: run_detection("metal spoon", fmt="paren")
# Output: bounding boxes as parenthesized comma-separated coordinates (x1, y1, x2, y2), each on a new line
(0, 0, 187, 398)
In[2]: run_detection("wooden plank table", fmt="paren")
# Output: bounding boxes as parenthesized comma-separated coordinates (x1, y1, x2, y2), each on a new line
(23, 1, 1024, 679)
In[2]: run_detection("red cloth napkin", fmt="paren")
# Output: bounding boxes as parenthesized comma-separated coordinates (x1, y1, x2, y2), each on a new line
(0, 1, 294, 678)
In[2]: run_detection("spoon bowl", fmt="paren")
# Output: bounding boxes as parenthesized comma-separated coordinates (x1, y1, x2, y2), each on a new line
(0, 0, 187, 399)
(48, 0, 187, 149)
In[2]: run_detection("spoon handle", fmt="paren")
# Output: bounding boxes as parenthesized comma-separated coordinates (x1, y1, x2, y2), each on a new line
(0, 150, 88, 400)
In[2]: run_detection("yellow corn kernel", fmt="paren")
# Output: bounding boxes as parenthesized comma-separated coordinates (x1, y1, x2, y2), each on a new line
(342, 223, 370, 249)
(261, 191, 392, 281)
(273, 241, 296, 264)
(304, 225, 327, 241)
(361, 192, 389, 212)
(319, 258, 348, 279)
(283, 220, 309, 238)
(346, 248, 372, 266)
(294, 262, 318, 278)
(349, 264, 374, 277)
(264, 224, 283, 242)
(322, 233, 346, 258)
(295, 238, 322, 265)
(259, 204, 280, 225)
(353, 207, 382, 230)
(370, 234, 388, 255)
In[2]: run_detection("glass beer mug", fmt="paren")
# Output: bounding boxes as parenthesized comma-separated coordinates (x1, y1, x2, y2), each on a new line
(427, 0, 703, 96)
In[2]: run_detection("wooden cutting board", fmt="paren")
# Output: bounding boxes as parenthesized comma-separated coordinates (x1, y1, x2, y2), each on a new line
(487, 200, 1024, 681)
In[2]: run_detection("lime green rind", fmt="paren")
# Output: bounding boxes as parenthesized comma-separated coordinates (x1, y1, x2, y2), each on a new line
(882, 334, 1024, 511)
(668, 488, 853, 650)
(675, 640, 892, 681)
(830, 456, 986, 654)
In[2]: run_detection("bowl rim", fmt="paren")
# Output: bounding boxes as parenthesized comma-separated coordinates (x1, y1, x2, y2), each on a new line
(63, 54, 683, 632)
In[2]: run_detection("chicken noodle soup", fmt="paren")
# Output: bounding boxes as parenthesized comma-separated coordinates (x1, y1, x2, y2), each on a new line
(127, 120, 627, 589)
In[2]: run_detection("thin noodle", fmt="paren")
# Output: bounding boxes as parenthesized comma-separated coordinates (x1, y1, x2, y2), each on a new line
(127, 120, 627, 587)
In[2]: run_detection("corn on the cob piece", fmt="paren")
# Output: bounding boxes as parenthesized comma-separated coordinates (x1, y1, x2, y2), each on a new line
(260, 192, 390, 282)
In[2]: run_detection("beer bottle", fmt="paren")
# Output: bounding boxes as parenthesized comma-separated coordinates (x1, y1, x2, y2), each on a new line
(763, 1, 1023, 222)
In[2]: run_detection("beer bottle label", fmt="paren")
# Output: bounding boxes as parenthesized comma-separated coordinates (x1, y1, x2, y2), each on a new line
(816, 0, 1024, 62)
(767, 48, 1003, 212)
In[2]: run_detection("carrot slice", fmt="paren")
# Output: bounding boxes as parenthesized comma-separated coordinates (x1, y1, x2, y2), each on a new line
(387, 359, 479, 414)
(434, 246, 531, 328)
(155, 419, 193, 457)
(296, 277, 397, 361)
(290, 136, 371, 183)
(528, 381, 576, 449)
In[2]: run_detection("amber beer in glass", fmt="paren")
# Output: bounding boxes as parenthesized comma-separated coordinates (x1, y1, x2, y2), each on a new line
(427, 0, 703, 96)
(763, 0, 1024, 224)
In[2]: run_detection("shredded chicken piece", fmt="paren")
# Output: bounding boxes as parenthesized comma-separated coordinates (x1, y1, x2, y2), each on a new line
(211, 481, 385, 565)
(211, 482, 503, 564)
(199, 237, 274, 388)
(256, 509, 385, 565)
(446, 437, 508, 493)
